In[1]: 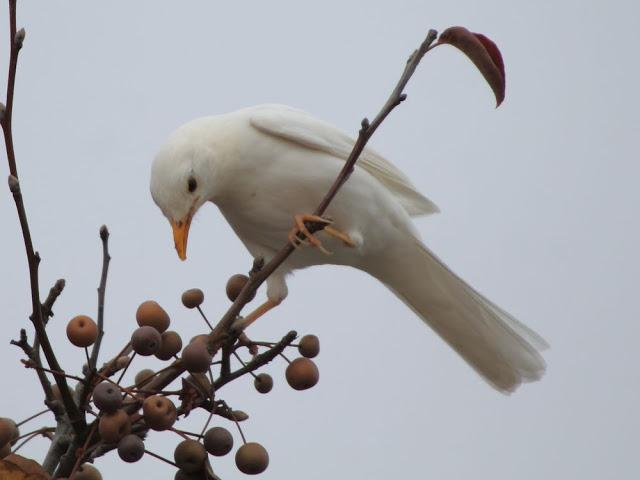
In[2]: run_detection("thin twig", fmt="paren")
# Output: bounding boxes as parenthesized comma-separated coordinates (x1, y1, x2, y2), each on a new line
(214, 331, 297, 390)
(11, 427, 55, 454)
(21, 360, 86, 384)
(144, 449, 178, 467)
(197, 306, 215, 331)
(75, 227, 111, 412)
(16, 408, 50, 427)
(89, 225, 111, 371)
(10, 329, 56, 407)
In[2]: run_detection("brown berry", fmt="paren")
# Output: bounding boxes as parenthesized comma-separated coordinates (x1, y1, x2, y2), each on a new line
(181, 288, 204, 309)
(203, 426, 233, 456)
(117, 434, 144, 463)
(181, 341, 211, 373)
(0, 418, 18, 446)
(285, 358, 319, 390)
(189, 334, 209, 345)
(99, 409, 131, 443)
(143, 395, 177, 431)
(131, 326, 161, 356)
(226, 274, 254, 302)
(235, 442, 269, 475)
(254, 373, 273, 394)
(66, 315, 98, 347)
(134, 368, 155, 386)
(174, 439, 207, 473)
(136, 300, 170, 332)
(156, 331, 183, 361)
(298, 334, 320, 358)
(93, 382, 122, 413)
(74, 464, 102, 480)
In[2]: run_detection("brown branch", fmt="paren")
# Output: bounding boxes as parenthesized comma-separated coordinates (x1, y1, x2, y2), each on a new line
(0, 0, 20, 177)
(11, 329, 57, 408)
(89, 225, 111, 370)
(76, 226, 112, 411)
(2, 2, 85, 436)
(214, 330, 296, 390)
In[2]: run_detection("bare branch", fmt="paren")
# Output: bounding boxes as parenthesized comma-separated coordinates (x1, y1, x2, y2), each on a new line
(89, 225, 111, 370)
(214, 330, 297, 390)
(10, 329, 58, 411)
(1, 2, 85, 436)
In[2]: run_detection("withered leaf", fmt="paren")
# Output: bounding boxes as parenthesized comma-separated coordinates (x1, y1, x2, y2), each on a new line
(438, 26, 506, 106)
(0, 454, 50, 479)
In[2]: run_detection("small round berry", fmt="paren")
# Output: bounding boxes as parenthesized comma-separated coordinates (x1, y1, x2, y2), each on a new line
(181, 288, 204, 309)
(131, 326, 161, 356)
(155, 331, 183, 361)
(66, 315, 98, 348)
(92, 382, 122, 413)
(174, 439, 207, 474)
(203, 426, 233, 456)
(235, 442, 269, 475)
(226, 274, 255, 302)
(181, 341, 211, 373)
(298, 334, 320, 358)
(117, 434, 144, 463)
(136, 300, 170, 332)
(285, 358, 319, 390)
(254, 373, 273, 394)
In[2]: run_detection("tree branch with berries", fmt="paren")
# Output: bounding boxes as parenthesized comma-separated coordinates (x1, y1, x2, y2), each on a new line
(0, 1, 505, 478)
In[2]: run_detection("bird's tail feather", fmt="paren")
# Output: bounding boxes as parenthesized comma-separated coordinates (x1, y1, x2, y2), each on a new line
(369, 238, 547, 393)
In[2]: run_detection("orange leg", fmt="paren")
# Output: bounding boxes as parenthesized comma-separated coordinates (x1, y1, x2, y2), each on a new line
(231, 299, 280, 332)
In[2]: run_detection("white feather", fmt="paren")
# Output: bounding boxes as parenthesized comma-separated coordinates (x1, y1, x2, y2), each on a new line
(250, 104, 439, 217)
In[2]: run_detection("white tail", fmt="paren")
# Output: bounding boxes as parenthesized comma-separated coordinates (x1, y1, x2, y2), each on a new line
(369, 238, 547, 393)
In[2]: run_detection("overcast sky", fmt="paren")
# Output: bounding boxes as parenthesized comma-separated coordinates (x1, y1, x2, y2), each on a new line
(1, 1, 639, 479)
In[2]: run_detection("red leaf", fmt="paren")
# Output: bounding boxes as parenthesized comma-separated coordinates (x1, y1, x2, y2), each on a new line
(438, 26, 506, 107)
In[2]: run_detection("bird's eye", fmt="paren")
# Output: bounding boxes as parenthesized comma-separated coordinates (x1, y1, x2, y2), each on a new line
(187, 177, 197, 193)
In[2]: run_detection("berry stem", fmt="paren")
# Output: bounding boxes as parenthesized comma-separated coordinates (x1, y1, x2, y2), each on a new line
(279, 352, 292, 364)
(116, 352, 136, 387)
(196, 305, 215, 331)
(232, 351, 258, 379)
(144, 449, 178, 467)
(16, 407, 50, 427)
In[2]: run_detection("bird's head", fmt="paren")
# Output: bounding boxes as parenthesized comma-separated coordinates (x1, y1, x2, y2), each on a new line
(150, 121, 221, 261)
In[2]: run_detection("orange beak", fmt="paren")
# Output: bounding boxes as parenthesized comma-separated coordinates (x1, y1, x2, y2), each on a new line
(171, 217, 192, 261)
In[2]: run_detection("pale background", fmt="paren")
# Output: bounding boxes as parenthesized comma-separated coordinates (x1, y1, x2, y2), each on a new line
(1, 1, 639, 479)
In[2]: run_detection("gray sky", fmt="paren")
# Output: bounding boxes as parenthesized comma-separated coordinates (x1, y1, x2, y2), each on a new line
(1, 1, 639, 478)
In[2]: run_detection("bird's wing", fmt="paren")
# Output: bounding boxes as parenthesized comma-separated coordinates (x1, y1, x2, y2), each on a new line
(249, 104, 439, 217)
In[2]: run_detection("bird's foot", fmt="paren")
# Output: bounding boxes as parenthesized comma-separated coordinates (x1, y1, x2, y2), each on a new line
(287, 214, 355, 254)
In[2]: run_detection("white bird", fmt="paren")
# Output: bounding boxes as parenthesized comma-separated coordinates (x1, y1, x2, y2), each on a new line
(150, 104, 547, 393)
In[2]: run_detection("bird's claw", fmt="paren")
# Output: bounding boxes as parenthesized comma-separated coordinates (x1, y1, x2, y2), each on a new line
(288, 214, 334, 254)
